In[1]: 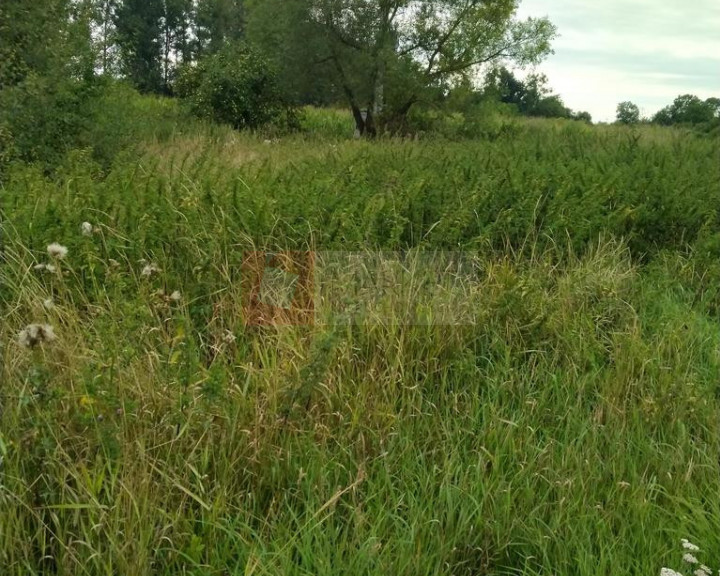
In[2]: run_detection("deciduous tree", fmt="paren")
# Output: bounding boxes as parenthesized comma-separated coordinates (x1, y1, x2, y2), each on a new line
(250, 0, 556, 136)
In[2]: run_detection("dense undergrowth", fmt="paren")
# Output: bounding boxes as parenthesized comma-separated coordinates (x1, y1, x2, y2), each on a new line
(0, 98, 719, 575)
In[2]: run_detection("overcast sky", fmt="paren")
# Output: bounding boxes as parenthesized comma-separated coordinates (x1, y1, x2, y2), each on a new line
(515, 0, 720, 122)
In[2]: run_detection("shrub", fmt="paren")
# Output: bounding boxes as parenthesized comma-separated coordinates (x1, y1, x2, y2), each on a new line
(175, 45, 296, 131)
(0, 73, 99, 171)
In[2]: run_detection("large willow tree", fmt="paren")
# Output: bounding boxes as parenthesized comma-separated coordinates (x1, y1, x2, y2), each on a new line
(249, 0, 557, 135)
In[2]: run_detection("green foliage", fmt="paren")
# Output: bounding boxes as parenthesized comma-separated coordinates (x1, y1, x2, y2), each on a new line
(0, 75, 99, 171)
(481, 67, 588, 121)
(247, 0, 557, 135)
(616, 101, 641, 124)
(175, 44, 296, 131)
(1, 118, 720, 574)
(0, 0, 70, 89)
(113, 0, 165, 92)
(0, 79, 201, 176)
(112, 0, 193, 93)
(195, 0, 245, 56)
(652, 94, 719, 126)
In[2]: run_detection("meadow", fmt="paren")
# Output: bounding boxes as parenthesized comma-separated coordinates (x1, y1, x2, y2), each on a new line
(1, 100, 719, 575)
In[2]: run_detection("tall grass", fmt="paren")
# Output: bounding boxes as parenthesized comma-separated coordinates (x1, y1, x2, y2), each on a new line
(0, 106, 718, 575)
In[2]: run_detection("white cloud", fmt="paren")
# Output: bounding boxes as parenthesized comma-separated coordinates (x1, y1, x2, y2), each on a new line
(516, 0, 720, 121)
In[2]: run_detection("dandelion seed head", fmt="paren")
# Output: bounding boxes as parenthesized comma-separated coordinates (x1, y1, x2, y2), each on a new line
(81, 222, 93, 236)
(47, 243, 68, 259)
(18, 324, 56, 349)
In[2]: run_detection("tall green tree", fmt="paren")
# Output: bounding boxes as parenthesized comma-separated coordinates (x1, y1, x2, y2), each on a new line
(91, 0, 120, 76)
(114, 0, 193, 93)
(616, 101, 640, 125)
(195, 0, 245, 55)
(114, 0, 165, 92)
(246, 0, 339, 106)
(653, 94, 718, 125)
(249, 0, 556, 136)
(161, 0, 193, 89)
(0, 0, 70, 89)
(483, 66, 573, 119)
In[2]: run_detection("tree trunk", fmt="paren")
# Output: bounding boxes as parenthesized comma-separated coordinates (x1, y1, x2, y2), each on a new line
(379, 96, 418, 135)
(351, 106, 378, 138)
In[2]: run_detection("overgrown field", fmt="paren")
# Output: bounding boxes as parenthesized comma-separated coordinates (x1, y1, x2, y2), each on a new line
(1, 107, 719, 575)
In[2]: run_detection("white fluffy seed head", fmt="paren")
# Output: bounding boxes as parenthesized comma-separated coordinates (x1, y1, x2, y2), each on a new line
(141, 264, 161, 278)
(81, 222, 93, 236)
(47, 243, 68, 259)
(18, 324, 56, 349)
(170, 291, 182, 302)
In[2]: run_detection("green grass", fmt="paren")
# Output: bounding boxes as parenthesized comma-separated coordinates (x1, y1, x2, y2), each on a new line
(0, 104, 719, 575)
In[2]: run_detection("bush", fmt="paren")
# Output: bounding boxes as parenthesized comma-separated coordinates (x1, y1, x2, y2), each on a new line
(175, 45, 296, 131)
(0, 73, 99, 171)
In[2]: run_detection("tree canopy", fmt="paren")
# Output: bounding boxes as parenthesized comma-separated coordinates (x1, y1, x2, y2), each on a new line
(247, 0, 557, 134)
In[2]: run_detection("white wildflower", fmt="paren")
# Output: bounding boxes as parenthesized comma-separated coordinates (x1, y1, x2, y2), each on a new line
(661, 569, 684, 576)
(683, 554, 699, 565)
(695, 568, 711, 576)
(141, 263, 161, 278)
(223, 330, 236, 344)
(18, 324, 56, 349)
(682, 540, 700, 552)
(81, 222, 93, 236)
(46, 264, 57, 273)
(43, 298, 55, 310)
(47, 243, 68, 259)
(170, 290, 182, 302)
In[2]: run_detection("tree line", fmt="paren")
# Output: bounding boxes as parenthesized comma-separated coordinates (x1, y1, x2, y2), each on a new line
(616, 96, 720, 127)
(1, 0, 563, 136)
(2, 0, 715, 148)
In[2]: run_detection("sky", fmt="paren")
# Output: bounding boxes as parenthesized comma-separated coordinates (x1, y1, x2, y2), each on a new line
(515, 0, 720, 122)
